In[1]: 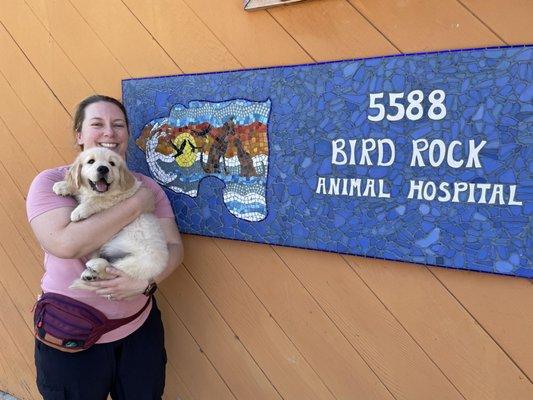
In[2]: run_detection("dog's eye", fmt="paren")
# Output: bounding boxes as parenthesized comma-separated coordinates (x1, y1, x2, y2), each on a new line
(87, 159, 95, 164)
(110, 161, 115, 166)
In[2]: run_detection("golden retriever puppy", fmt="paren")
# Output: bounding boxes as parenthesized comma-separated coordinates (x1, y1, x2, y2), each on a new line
(53, 147, 168, 290)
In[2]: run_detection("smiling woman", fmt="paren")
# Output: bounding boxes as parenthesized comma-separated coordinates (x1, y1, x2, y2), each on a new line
(73, 95, 130, 156)
(26, 95, 183, 399)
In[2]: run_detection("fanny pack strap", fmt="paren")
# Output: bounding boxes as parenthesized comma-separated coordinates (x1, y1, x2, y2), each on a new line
(102, 296, 152, 332)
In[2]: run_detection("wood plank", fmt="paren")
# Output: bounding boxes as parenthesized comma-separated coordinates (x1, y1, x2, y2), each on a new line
(122, 0, 241, 73)
(0, 22, 77, 162)
(182, 235, 336, 400)
(269, 244, 464, 400)
(68, 0, 179, 79)
(346, 0, 501, 52)
(163, 362, 195, 400)
(161, 265, 284, 400)
(348, 256, 533, 399)
(0, 162, 43, 262)
(460, 0, 533, 44)
(156, 294, 236, 400)
(429, 268, 533, 378)
(215, 239, 399, 400)
(0, 237, 38, 332)
(0, 276, 35, 367)
(0, 201, 43, 298)
(269, 0, 396, 60)
(0, 281, 37, 400)
(162, 0, 310, 68)
(0, 74, 66, 172)
(0, 119, 38, 196)
(0, 0, 94, 112)
(25, 0, 127, 99)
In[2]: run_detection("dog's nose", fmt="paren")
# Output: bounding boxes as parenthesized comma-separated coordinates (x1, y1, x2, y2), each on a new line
(97, 166, 109, 175)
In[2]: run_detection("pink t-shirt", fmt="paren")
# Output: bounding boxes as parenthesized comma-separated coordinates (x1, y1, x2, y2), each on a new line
(26, 166, 175, 343)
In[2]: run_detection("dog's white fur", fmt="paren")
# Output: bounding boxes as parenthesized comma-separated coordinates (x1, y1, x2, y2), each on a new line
(53, 147, 168, 290)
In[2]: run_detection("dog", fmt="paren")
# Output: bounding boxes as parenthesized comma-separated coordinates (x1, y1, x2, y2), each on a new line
(53, 147, 168, 290)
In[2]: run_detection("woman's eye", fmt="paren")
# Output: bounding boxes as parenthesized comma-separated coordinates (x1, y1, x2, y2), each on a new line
(87, 159, 95, 164)
(110, 161, 115, 166)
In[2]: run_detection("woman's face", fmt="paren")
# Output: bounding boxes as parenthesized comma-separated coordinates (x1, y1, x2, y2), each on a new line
(76, 101, 129, 158)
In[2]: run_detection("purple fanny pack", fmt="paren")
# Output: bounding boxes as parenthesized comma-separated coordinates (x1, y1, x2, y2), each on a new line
(33, 292, 151, 352)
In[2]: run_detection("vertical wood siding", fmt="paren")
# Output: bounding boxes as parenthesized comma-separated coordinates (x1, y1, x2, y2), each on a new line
(0, 1, 531, 399)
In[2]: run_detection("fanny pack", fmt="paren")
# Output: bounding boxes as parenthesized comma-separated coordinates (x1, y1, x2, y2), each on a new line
(33, 292, 151, 352)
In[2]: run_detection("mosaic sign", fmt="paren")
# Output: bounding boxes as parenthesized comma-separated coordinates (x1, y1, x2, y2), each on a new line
(123, 45, 532, 278)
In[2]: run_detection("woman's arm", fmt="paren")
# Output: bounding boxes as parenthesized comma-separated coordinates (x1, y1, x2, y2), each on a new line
(30, 187, 155, 259)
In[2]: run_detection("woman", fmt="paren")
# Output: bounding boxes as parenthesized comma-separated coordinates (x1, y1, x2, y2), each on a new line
(27, 95, 183, 399)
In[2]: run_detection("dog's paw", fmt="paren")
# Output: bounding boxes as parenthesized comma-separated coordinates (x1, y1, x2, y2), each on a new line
(53, 181, 71, 196)
(81, 268, 100, 281)
(85, 258, 109, 274)
(70, 207, 87, 222)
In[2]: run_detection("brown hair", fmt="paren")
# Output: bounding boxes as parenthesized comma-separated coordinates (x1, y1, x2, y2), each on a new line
(73, 95, 129, 150)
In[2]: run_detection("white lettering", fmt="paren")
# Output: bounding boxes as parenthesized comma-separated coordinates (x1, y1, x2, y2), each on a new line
(447, 141, 464, 168)
(361, 139, 376, 166)
(377, 139, 395, 166)
(407, 180, 425, 199)
(508, 185, 523, 206)
(328, 178, 341, 195)
(316, 177, 327, 194)
(411, 139, 429, 166)
(429, 140, 446, 167)
(423, 181, 437, 200)
(466, 140, 486, 168)
(488, 184, 505, 205)
(437, 181, 451, 202)
(332, 139, 347, 165)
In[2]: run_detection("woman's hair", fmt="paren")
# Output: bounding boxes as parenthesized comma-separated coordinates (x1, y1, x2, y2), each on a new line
(73, 95, 129, 150)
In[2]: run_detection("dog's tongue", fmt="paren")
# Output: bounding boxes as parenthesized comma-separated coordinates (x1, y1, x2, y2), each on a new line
(95, 179, 108, 192)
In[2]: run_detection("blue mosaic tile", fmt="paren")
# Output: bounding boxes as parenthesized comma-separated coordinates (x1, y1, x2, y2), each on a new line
(123, 45, 532, 278)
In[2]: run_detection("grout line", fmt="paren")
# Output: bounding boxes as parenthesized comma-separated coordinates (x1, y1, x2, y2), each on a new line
(428, 268, 532, 384)
(343, 256, 469, 400)
(269, 245, 399, 400)
(455, 0, 508, 44)
(210, 238, 334, 399)
(157, 288, 239, 400)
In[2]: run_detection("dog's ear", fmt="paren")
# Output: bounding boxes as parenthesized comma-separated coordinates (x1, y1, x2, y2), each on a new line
(65, 158, 83, 192)
(118, 162, 136, 191)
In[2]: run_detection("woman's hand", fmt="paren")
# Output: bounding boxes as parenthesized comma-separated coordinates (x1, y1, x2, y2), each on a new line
(87, 266, 149, 301)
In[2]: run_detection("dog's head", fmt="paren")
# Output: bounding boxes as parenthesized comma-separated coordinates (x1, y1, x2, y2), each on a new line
(66, 147, 136, 195)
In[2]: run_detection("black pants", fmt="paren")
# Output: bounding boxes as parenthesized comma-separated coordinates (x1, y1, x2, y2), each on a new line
(35, 298, 166, 400)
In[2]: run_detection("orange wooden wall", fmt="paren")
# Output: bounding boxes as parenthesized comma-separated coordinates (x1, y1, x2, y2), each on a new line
(0, 1, 532, 399)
